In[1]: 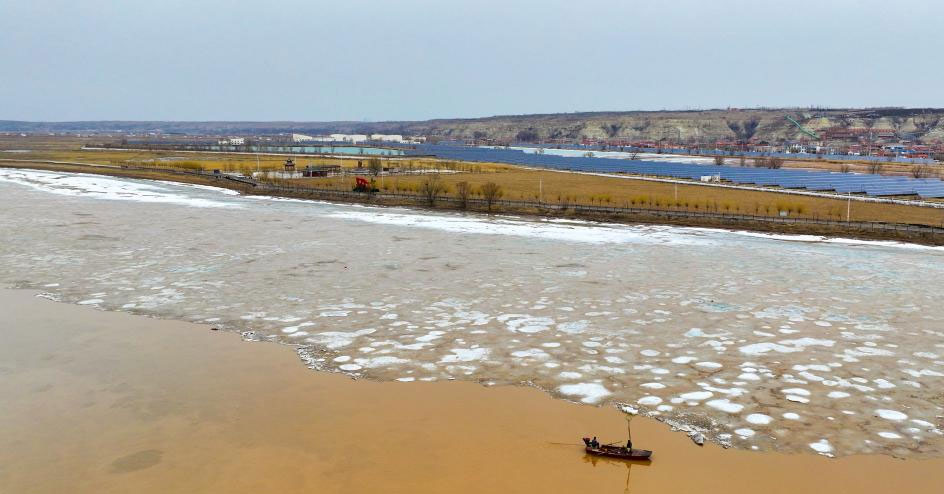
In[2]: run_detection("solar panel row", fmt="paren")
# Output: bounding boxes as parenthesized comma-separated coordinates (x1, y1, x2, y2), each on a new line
(407, 145, 944, 199)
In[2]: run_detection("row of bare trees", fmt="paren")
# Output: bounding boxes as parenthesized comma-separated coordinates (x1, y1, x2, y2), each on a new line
(420, 175, 504, 211)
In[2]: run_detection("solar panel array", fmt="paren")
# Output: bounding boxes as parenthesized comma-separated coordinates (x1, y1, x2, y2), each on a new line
(531, 145, 936, 165)
(407, 145, 944, 199)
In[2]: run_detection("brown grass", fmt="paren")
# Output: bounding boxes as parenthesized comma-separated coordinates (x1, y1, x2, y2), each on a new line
(293, 169, 944, 226)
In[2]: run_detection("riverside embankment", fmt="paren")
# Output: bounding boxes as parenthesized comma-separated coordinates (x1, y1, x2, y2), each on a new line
(2, 159, 943, 245)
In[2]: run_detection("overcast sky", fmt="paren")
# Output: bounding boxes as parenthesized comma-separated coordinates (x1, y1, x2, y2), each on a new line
(1, 0, 942, 121)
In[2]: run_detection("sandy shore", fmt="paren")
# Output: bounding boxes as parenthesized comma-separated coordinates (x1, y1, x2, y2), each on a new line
(0, 289, 941, 493)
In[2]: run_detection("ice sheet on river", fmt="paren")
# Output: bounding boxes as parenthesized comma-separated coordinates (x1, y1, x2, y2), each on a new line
(1, 168, 943, 458)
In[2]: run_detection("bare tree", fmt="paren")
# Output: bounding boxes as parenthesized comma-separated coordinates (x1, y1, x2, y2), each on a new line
(420, 174, 447, 205)
(368, 157, 382, 176)
(839, 163, 852, 173)
(714, 155, 725, 166)
(480, 182, 503, 212)
(455, 181, 471, 209)
(867, 162, 883, 174)
(738, 154, 746, 167)
(768, 157, 784, 169)
(912, 165, 931, 179)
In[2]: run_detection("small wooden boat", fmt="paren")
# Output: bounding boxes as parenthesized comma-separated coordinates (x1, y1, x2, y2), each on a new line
(585, 444, 652, 460)
(583, 438, 652, 460)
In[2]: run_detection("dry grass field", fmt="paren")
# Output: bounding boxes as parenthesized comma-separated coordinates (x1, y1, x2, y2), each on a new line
(294, 169, 944, 226)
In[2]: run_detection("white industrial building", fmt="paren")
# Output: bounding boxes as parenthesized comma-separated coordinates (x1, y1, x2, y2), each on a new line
(370, 134, 404, 143)
(218, 137, 245, 145)
(330, 134, 368, 144)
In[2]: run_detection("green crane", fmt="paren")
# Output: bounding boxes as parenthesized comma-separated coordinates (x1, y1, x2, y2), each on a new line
(785, 115, 820, 139)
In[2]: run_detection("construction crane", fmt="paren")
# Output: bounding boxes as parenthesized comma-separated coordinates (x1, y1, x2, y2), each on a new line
(785, 116, 820, 139)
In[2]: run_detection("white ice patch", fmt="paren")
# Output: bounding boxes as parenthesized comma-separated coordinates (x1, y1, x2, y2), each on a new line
(809, 439, 833, 454)
(440, 348, 490, 363)
(679, 391, 713, 401)
(746, 413, 773, 425)
(637, 396, 663, 406)
(694, 361, 723, 371)
(558, 383, 611, 404)
(309, 328, 375, 349)
(734, 428, 755, 438)
(739, 338, 834, 355)
(557, 320, 589, 334)
(498, 314, 554, 333)
(706, 399, 744, 413)
(326, 209, 713, 245)
(875, 409, 908, 421)
(640, 382, 666, 389)
(511, 348, 550, 359)
(356, 356, 410, 368)
(0, 168, 238, 208)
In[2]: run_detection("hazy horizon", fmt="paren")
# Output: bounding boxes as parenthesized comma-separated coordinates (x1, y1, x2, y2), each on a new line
(6, 105, 944, 126)
(3, 0, 943, 121)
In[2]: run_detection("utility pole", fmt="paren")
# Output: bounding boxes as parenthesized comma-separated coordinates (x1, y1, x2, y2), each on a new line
(847, 192, 851, 222)
(674, 183, 678, 202)
(539, 179, 543, 202)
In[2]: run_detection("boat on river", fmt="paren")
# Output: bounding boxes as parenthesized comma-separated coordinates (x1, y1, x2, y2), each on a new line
(583, 437, 652, 460)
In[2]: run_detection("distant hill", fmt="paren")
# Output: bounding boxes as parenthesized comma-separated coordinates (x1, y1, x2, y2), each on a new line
(3, 108, 943, 143)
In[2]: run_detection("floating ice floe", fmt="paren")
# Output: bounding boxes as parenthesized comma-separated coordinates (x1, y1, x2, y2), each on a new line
(559, 383, 611, 404)
(511, 348, 550, 359)
(746, 413, 773, 425)
(734, 428, 755, 438)
(640, 382, 666, 389)
(809, 439, 833, 455)
(440, 348, 490, 363)
(874, 409, 908, 421)
(637, 396, 663, 405)
(679, 391, 713, 401)
(694, 361, 723, 371)
(706, 399, 744, 413)
(498, 314, 554, 333)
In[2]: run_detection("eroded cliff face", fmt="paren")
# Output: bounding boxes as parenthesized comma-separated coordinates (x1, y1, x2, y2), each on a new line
(3, 109, 942, 143)
(386, 108, 944, 143)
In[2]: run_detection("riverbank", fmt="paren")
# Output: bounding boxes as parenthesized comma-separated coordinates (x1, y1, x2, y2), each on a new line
(2, 159, 943, 246)
(1, 289, 942, 493)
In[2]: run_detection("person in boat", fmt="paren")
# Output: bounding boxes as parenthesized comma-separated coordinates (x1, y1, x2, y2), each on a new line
(590, 437, 600, 449)
(625, 439, 633, 451)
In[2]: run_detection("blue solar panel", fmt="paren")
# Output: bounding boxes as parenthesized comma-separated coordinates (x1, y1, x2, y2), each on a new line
(407, 144, 943, 198)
